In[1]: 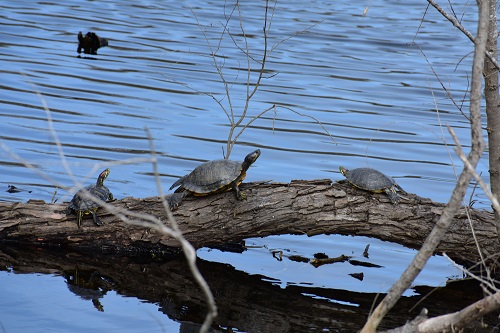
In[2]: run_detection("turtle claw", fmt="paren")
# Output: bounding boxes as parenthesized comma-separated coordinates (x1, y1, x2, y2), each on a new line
(166, 192, 187, 211)
(233, 185, 247, 201)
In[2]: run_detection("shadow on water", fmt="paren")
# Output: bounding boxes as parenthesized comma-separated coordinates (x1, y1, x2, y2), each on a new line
(0, 245, 497, 333)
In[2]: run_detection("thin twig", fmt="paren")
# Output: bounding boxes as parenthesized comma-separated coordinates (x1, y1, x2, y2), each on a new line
(416, 45, 470, 121)
(442, 253, 499, 294)
(277, 105, 336, 145)
(145, 128, 217, 332)
(4, 80, 218, 333)
(426, 0, 500, 70)
(172, 1, 333, 159)
(360, 1, 489, 331)
(191, 7, 233, 123)
(449, 126, 500, 213)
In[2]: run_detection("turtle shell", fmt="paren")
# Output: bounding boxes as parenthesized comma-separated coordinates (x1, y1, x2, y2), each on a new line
(68, 183, 111, 211)
(340, 166, 404, 204)
(171, 159, 245, 196)
(343, 167, 395, 192)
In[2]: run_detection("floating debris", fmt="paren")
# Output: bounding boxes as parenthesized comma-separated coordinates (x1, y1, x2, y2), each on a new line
(310, 254, 352, 268)
(313, 252, 329, 260)
(272, 250, 283, 261)
(349, 272, 364, 281)
(348, 259, 383, 268)
(362, 244, 370, 258)
(288, 255, 310, 263)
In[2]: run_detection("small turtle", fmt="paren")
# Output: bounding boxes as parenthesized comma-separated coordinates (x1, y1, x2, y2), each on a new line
(167, 149, 261, 209)
(339, 166, 405, 204)
(66, 168, 113, 227)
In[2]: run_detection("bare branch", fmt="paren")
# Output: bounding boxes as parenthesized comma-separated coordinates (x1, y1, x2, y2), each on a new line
(442, 253, 499, 294)
(416, 45, 470, 121)
(276, 105, 337, 145)
(170, 1, 333, 159)
(225, 0, 274, 157)
(449, 126, 500, 215)
(360, 1, 489, 331)
(417, 291, 500, 332)
(426, 0, 500, 70)
(270, 19, 324, 52)
(145, 128, 217, 332)
(231, 105, 277, 144)
(191, 7, 234, 123)
(5, 82, 218, 333)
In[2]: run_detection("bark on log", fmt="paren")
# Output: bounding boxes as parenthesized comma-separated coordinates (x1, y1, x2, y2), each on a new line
(0, 180, 498, 267)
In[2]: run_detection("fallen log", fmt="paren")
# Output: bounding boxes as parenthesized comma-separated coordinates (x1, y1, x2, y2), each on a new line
(0, 179, 498, 266)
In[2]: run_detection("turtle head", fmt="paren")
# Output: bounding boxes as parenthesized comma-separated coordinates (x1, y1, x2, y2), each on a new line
(97, 168, 110, 185)
(339, 166, 348, 177)
(242, 149, 261, 170)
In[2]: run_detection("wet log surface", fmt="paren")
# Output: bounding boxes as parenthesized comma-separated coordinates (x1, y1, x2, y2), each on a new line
(0, 180, 497, 266)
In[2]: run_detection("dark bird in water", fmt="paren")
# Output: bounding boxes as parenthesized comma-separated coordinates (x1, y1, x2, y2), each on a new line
(77, 31, 109, 55)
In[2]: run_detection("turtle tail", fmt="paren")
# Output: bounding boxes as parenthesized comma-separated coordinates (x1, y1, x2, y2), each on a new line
(169, 176, 186, 191)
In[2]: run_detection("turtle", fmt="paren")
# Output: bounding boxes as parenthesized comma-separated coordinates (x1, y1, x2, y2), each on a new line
(65, 168, 113, 227)
(167, 149, 261, 209)
(339, 166, 405, 204)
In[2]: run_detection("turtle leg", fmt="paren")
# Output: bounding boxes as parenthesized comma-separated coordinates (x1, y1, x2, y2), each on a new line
(166, 191, 188, 210)
(90, 210, 103, 226)
(64, 206, 73, 215)
(384, 188, 400, 204)
(233, 184, 247, 200)
(76, 211, 83, 228)
(92, 299, 104, 312)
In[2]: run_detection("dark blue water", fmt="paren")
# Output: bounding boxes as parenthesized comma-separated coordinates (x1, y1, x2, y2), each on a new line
(0, 0, 484, 332)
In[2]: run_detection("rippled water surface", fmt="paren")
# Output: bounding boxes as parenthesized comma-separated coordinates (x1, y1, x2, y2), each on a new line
(0, 0, 487, 332)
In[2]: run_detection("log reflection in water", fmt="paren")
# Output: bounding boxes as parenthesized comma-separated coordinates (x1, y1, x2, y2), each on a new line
(0, 245, 496, 333)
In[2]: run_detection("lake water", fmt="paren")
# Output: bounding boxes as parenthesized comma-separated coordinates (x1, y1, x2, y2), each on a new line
(0, 0, 491, 332)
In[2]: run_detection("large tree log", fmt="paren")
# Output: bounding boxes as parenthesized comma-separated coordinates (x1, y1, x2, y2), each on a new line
(0, 180, 498, 266)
